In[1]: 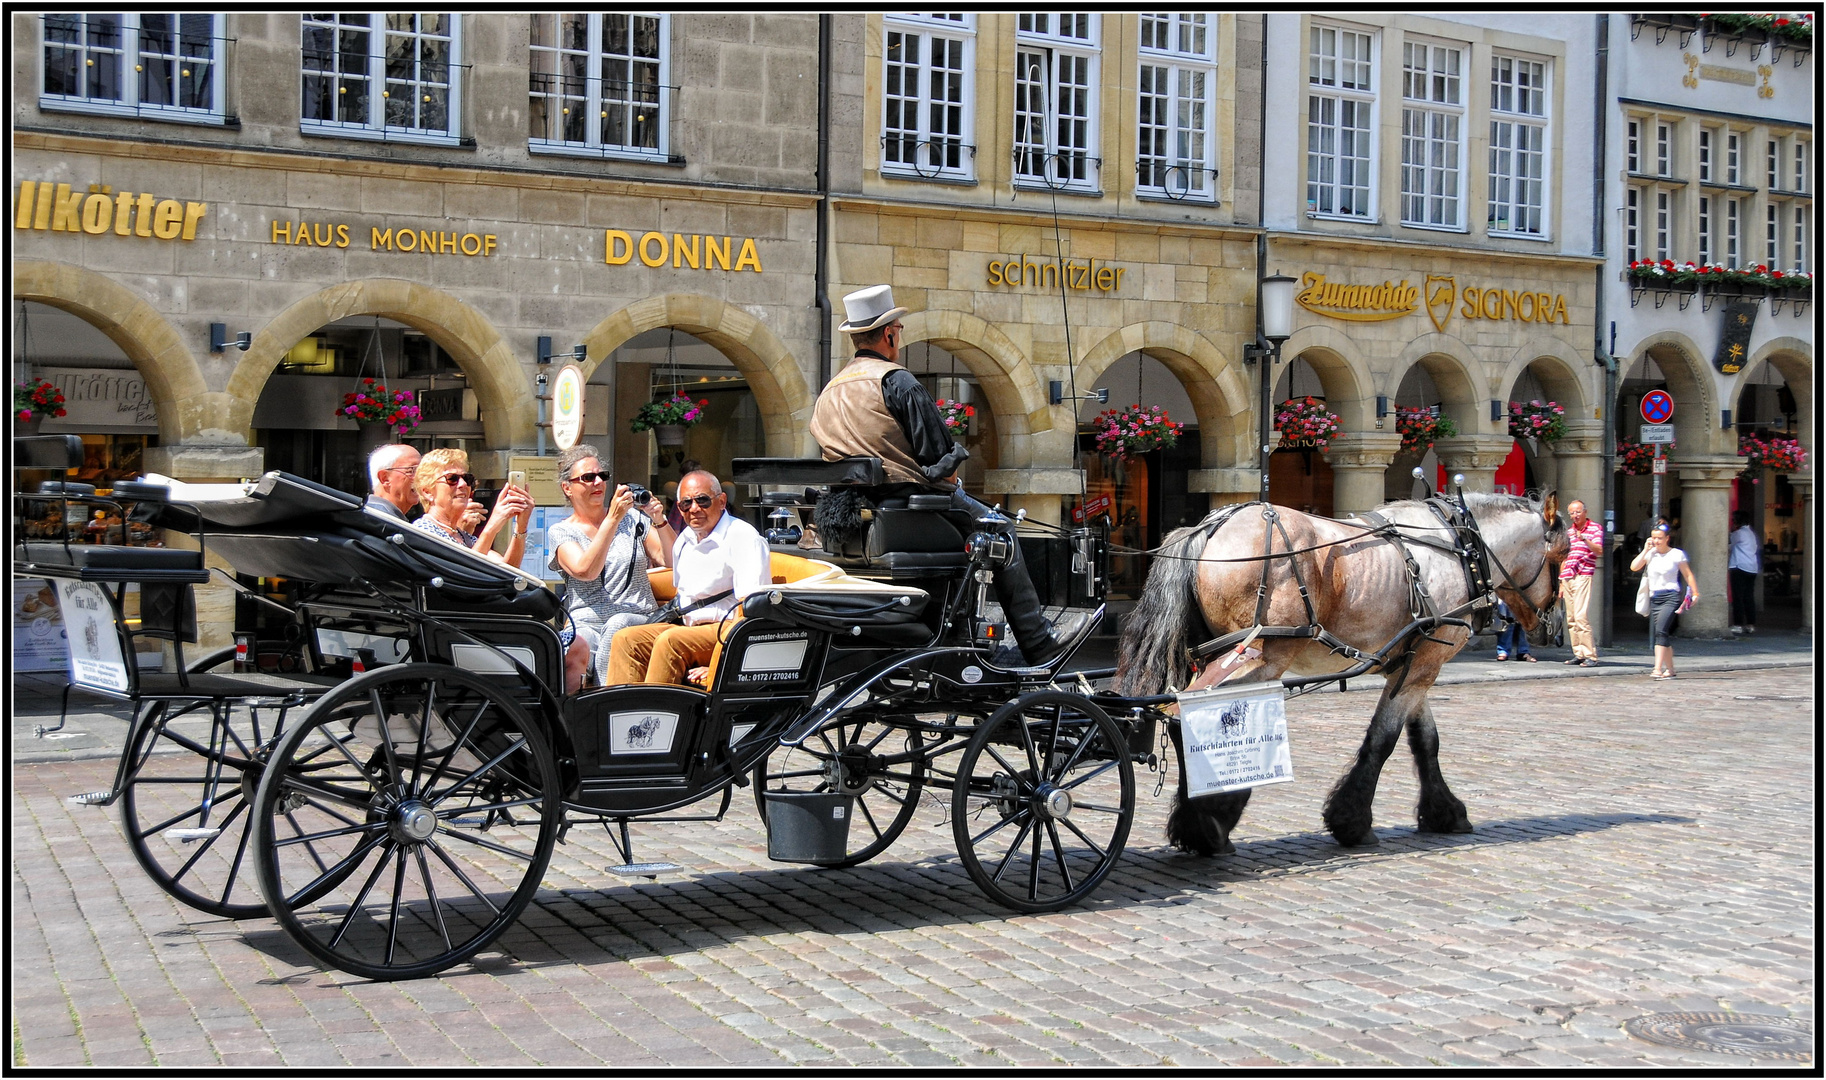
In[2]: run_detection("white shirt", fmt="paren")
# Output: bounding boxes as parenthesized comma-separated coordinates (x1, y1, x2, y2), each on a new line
(1643, 547, 1688, 593)
(1729, 525, 1761, 573)
(670, 509, 771, 625)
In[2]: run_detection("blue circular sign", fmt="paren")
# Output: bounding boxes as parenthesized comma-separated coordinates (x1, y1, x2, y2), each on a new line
(1640, 390, 1674, 424)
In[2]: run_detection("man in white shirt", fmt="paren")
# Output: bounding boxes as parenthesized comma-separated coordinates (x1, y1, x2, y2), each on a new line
(1728, 511, 1761, 634)
(606, 471, 771, 686)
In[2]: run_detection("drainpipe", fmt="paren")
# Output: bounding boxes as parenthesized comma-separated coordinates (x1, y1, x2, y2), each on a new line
(1593, 14, 1618, 648)
(815, 14, 834, 394)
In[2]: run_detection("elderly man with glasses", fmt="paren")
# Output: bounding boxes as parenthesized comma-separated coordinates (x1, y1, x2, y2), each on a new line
(364, 443, 421, 521)
(605, 470, 771, 687)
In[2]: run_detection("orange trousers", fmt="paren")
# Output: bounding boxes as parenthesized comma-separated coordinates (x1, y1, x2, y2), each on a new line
(605, 622, 723, 686)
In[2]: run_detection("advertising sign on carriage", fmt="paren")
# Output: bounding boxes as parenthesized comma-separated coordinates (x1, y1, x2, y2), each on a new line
(51, 579, 130, 693)
(1176, 681, 1294, 797)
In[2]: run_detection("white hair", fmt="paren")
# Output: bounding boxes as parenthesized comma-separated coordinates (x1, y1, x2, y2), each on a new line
(680, 470, 722, 497)
(367, 443, 414, 490)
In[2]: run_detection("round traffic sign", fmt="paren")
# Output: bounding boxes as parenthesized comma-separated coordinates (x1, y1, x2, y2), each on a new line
(1640, 389, 1674, 424)
(552, 362, 585, 451)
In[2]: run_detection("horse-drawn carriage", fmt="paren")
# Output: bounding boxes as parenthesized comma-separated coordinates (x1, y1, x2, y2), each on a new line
(15, 435, 1568, 982)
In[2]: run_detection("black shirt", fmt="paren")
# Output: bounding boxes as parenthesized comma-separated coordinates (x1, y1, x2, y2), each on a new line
(861, 350, 969, 483)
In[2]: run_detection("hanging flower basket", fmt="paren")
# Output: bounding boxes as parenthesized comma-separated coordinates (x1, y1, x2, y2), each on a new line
(631, 393, 708, 434)
(1092, 404, 1184, 460)
(340, 378, 421, 435)
(1507, 400, 1566, 444)
(1396, 406, 1458, 454)
(1616, 439, 1673, 476)
(15, 377, 67, 423)
(1739, 432, 1808, 477)
(1274, 396, 1341, 450)
(934, 398, 975, 437)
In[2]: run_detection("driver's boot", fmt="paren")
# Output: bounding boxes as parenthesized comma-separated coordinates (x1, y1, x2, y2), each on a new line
(993, 544, 1061, 666)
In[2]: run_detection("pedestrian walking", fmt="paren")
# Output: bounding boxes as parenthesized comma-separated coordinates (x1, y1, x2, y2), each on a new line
(1493, 599, 1537, 662)
(1559, 499, 1605, 668)
(1728, 511, 1760, 635)
(1631, 521, 1699, 679)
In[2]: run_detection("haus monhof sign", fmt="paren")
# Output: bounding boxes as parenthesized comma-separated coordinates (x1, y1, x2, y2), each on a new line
(1296, 271, 1572, 332)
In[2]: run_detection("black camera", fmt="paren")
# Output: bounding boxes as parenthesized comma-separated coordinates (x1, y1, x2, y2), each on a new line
(626, 484, 650, 507)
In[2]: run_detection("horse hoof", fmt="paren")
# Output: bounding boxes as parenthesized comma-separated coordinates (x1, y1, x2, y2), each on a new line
(1332, 829, 1379, 848)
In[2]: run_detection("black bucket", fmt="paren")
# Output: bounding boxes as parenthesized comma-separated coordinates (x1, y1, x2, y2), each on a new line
(763, 790, 854, 863)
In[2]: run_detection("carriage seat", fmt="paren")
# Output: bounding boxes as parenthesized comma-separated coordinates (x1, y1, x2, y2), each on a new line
(13, 542, 209, 583)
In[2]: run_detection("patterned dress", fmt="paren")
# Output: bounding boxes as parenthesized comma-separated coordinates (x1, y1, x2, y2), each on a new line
(547, 513, 658, 682)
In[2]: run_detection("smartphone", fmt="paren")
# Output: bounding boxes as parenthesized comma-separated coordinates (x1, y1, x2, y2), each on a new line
(507, 470, 527, 488)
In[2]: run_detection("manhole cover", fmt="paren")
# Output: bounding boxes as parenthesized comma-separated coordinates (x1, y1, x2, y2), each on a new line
(1625, 1012, 1812, 1061)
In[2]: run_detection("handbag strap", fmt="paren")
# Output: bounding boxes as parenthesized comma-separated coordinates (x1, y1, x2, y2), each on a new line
(676, 588, 734, 616)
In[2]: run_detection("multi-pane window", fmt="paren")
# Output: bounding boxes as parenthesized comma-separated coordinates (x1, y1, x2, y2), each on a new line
(1014, 14, 1100, 190)
(1488, 54, 1548, 236)
(1654, 122, 1671, 176)
(1624, 187, 1642, 263)
(1766, 204, 1779, 265)
(1767, 139, 1779, 189)
(1136, 14, 1216, 201)
(1306, 25, 1375, 218)
(1726, 131, 1740, 184)
(1655, 190, 1671, 260)
(1794, 205, 1809, 272)
(41, 13, 223, 121)
(1698, 195, 1712, 264)
(1626, 120, 1641, 173)
(1726, 197, 1740, 267)
(1399, 41, 1463, 228)
(1795, 140, 1808, 192)
(528, 14, 666, 159)
(1698, 128, 1712, 182)
(302, 14, 461, 143)
(882, 14, 974, 180)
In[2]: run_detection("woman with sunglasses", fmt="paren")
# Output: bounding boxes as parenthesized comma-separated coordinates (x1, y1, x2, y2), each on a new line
(410, 447, 533, 562)
(1630, 521, 1699, 679)
(548, 444, 674, 687)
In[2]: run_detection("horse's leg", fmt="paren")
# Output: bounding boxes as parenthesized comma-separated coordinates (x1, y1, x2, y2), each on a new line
(1164, 722, 1250, 855)
(1321, 679, 1418, 847)
(1407, 701, 1472, 833)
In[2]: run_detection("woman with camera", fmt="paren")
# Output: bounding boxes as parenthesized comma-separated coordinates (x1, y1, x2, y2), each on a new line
(549, 444, 675, 687)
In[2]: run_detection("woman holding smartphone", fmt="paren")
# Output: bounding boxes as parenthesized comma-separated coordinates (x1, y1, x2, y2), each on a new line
(548, 443, 674, 687)
(1630, 521, 1699, 679)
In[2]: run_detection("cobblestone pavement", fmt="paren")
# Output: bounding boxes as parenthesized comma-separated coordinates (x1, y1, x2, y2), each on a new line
(11, 667, 1813, 1068)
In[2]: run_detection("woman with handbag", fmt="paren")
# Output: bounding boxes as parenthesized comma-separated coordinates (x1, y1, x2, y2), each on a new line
(1630, 521, 1699, 679)
(548, 444, 675, 688)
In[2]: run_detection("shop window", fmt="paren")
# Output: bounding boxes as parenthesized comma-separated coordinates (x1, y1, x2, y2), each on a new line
(301, 13, 461, 145)
(1136, 14, 1215, 202)
(40, 13, 224, 123)
(881, 15, 975, 182)
(1488, 53, 1548, 237)
(528, 13, 668, 162)
(1399, 40, 1463, 229)
(1013, 13, 1100, 192)
(1306, 24, 1375, 219)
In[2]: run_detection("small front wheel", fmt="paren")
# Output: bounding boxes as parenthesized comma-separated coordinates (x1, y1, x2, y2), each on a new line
(251, 664, 559, 981)
(951, 691, 1134, 913)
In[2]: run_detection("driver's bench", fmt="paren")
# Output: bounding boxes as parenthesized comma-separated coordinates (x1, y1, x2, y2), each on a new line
(731, 456, 973, 581)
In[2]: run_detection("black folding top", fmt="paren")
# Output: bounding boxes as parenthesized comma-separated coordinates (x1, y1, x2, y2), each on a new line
(731, 457, 885, 487)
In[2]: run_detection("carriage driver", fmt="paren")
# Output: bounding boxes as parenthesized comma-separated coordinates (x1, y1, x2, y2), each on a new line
(811, 285, 1071, 667)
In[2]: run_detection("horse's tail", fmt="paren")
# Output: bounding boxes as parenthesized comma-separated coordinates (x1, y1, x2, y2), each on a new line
(1113, 502, 1251, 695)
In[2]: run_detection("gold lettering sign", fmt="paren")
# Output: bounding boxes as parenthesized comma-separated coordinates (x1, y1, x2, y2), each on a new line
(1295, 273, 1418, 322)
(1295, 271, 1573, 330)
(604, 230, 763, 272)
(14, 182, 205, 241)
(986, 256, 1126, 293)
(261, 220, 499, 256)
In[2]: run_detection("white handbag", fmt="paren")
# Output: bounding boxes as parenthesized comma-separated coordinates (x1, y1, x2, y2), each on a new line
(1634, 572, 1652, 617)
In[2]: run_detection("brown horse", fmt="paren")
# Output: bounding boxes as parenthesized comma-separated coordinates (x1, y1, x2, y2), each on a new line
(1115, 491, 1568, 854)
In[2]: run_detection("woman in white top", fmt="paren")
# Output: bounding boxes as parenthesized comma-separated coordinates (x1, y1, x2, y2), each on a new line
(1630, 522, 1700, 679)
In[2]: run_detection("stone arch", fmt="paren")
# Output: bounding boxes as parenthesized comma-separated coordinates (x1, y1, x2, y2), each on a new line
(14, 260, 210, 444)
(227, 279, 535, 446)
(1492, 335, 1592, 416)
(898, 309, 1047, 467)
(1627, 329, 1721, 455)
(1734, 337, 1813, 451)
(581, 293, 811, 457)
(1274, 323, 1376, 432)
(1074, 322, 1253, 469)
(1389, 333, 1492, 434)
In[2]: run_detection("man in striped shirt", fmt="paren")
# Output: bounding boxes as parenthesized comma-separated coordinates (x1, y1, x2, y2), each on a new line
(1560, 500, 1606, 667)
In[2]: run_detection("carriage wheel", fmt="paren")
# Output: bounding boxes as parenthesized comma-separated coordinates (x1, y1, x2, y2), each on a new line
(951, 691, 1134, 913)
(251, 664, 560, 981)
(752, 715, 926, 868)
(119, 647, 278, 919)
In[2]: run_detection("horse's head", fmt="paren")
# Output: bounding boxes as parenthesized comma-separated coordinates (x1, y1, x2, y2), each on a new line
(1485, 489, 1566, 631)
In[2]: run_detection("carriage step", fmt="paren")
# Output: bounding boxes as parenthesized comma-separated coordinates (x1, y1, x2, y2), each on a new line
(165, 828, 223, 843)
(67, 790, 115, 806)
(608, 862, 682, 878)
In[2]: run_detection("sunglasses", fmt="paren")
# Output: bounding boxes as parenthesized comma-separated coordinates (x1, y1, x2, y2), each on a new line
(679, 493, 718, 510)
(563, 471, 609, 485)
(437, 473, 477, 488)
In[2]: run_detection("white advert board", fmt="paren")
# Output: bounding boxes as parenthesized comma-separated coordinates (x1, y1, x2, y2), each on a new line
(1176, 682, 1293, 797)
(52, 578, 131, 693)
(551, 363, 585, 451)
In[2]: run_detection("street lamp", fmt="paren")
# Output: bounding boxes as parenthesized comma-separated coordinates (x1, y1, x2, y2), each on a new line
(1251, 272, 1298, 501)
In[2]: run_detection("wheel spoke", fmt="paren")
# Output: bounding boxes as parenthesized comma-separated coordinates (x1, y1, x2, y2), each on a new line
(370, 688, 403, 788)
(985, 816, 1035, 884)
(384, 848, 408, 965)
(425, 736, 529, 804)
(424, 837, 507, 915)
(435, 825, 539, 863)
(171, 798, 249, 883)
(1042, 818, 1076, 895)
(319, 837, 394, 941)
(414, 846, 453, 954)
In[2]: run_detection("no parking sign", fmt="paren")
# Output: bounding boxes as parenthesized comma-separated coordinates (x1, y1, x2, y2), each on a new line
(1640, 390, 1674, 425)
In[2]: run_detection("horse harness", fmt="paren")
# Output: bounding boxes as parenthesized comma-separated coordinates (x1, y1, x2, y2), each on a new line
(1186, 497, 1553, 688)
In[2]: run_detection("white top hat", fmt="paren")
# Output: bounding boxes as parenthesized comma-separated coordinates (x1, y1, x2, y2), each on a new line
(838, 285, 909, 334)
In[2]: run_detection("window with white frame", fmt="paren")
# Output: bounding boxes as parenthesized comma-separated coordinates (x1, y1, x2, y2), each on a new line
(1766, 203, 1779, 265)
(1726, 197, 1740, 267)
(1654, 122, 1671, 176)
(40, 13, 224, 122)
(1014, 13, 1099, 190)
(1488, 54, 1548, 236)
(1624, 187, 1642, 263)
(302, 14, 460, 144)
(1306, 24, 1375, 218)
(528, 14, 666, 160)
(1698, 127, 1712, 182)
(882, 14, 974, 180)
(1794, 204, 1809, 272)
(1399, 40, 1463, 228)
(1136, 14, 1216, 201)
(1626, 119, 1641, 173)
(1767, 138, 1779, 189)
(1795, 139, 1808, 192)
(1655, 189, 1671, 260)
(1698, 195, 1712, 264)
(1726, 131, 1740, 184)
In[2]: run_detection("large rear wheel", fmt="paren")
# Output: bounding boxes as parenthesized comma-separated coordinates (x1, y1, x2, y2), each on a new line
(251, 664, 560, 981)
(753, 714, 926, 868)
(951, 691, 1134, 913)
